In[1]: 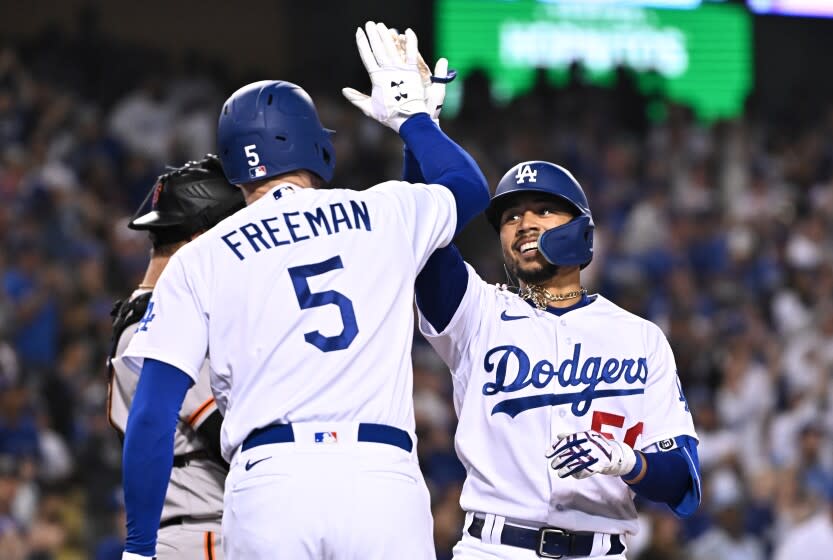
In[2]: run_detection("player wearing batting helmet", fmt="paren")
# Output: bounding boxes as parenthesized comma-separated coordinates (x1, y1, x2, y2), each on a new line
(414, 158, 701, 558)
(119, 21, 489, 560)
(108, 155, 244, 560)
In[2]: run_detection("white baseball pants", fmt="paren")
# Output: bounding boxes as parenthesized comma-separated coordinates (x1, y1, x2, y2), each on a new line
(222, 421, 436, 559)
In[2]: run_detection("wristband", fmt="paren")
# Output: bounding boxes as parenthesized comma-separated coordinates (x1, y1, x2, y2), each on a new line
(622, 450, 647, 485)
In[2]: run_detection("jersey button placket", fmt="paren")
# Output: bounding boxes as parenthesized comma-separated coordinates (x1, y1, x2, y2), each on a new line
(551, 317, 567, 480)
(559, 321, 568, 416)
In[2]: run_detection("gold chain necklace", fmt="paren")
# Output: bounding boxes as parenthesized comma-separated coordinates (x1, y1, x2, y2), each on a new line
(519, 285, 587, 310)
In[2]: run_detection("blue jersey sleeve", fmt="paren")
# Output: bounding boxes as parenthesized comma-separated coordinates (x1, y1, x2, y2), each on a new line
(123, 358, 194, 556)
(627, 435, 701, 518)
(398, 114, 489, 235)
(415, 243, 469, 333)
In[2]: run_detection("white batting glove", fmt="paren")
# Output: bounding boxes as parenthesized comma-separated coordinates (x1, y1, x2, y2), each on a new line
(424, 57, 453, 127)
(342, 21, 429, 132)
(391, 31, 455, 126)
(546, 430, 637, 480)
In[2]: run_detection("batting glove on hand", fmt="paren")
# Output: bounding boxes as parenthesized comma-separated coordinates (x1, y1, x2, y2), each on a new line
(342, 21, 429, 133)
(391, 31, 455, 127)
(546, 430, 637, 480)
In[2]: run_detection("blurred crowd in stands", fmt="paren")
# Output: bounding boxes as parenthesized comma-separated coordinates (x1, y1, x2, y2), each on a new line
(2, 22, 833, 560)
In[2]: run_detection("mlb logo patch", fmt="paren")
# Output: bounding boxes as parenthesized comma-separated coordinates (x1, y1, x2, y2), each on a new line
(314, 432, 338, 444)
(273, 185, 295, 200)
(249, 165, 267, 179)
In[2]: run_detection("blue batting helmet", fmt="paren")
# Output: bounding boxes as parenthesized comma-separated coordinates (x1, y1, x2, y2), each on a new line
(217, 80, 335, 185)
(485, 161, 594, 268)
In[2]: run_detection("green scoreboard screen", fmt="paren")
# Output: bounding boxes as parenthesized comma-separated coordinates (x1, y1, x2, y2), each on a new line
(436, 0, 752, 121)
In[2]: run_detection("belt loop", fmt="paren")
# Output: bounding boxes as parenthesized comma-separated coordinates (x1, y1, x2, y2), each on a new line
(482, 514, 497, 545)
(463, 511, 475, 535)
(491, 515, 506, 545)
(591, 532, 607, 557)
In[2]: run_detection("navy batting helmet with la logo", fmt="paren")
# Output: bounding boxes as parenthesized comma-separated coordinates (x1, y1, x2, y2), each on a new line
(485, 161, 594, 268)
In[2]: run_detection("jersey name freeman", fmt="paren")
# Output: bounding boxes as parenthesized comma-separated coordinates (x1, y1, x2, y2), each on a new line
(221, 201, 372, 260)
(483, 343, 647, 418)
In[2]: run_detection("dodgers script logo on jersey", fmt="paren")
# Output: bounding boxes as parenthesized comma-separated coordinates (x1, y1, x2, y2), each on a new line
(481, 343, 648, 418)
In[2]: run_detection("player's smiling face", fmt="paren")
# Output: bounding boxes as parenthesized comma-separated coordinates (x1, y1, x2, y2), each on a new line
(499, 193, 576, 283)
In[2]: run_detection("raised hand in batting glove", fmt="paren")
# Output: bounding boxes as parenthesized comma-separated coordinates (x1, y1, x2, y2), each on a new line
(343, 21, 429, 132)
(547, 430, 638, 480)
(391, 31, 456, 126)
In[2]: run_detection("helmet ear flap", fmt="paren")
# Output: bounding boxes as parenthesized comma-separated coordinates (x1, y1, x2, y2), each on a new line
(537, 216, 594, 268)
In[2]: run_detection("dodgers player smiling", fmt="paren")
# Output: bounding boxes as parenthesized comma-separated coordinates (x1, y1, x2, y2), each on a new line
(118, 22, 488, 560)
(415, 161, 700, 559)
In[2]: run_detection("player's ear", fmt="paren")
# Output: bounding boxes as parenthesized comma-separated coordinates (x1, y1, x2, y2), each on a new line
(309, 171, 326, 189)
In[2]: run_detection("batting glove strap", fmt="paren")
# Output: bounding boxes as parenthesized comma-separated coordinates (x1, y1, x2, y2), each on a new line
(425, 60, 453, 126)
(547, 430, 637, 480)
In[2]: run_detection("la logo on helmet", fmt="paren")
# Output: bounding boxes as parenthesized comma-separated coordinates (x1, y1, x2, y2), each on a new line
(515, 164, 537, 184)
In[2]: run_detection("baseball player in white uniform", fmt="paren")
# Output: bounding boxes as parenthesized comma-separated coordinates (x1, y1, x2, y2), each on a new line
(108, 155, 245, 559)
(414, 161, 701, 559)
(118, 22, 489, 560)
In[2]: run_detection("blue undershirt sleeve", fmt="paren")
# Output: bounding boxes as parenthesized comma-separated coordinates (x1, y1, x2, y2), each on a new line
(625, 435, 701, 518)
(398, 114, 489, 235)
(415, 243, 469, 333)
(123, 358, 194, 556)
(402, 145, 425, 184)
(405, 133, 472, 333)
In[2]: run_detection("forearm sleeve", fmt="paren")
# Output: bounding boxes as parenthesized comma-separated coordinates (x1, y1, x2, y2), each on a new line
(399, 113, 489, 234)
(415, 244, 468, 333)
(402, 145, 425, 184)
(625, 436, 701, 518)
(123, 359, 194, 556)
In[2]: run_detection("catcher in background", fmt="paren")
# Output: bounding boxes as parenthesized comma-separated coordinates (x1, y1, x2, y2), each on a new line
(107, 155, 245, 559)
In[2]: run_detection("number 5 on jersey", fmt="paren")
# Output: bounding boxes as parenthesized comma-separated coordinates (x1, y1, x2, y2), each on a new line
(288, 256, 358, 352)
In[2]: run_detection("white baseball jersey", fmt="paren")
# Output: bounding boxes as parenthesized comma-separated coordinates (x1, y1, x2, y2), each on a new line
(124, 181, 456, 462)
(419, 264, 697, 536)
(109, 289, 226, 525)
